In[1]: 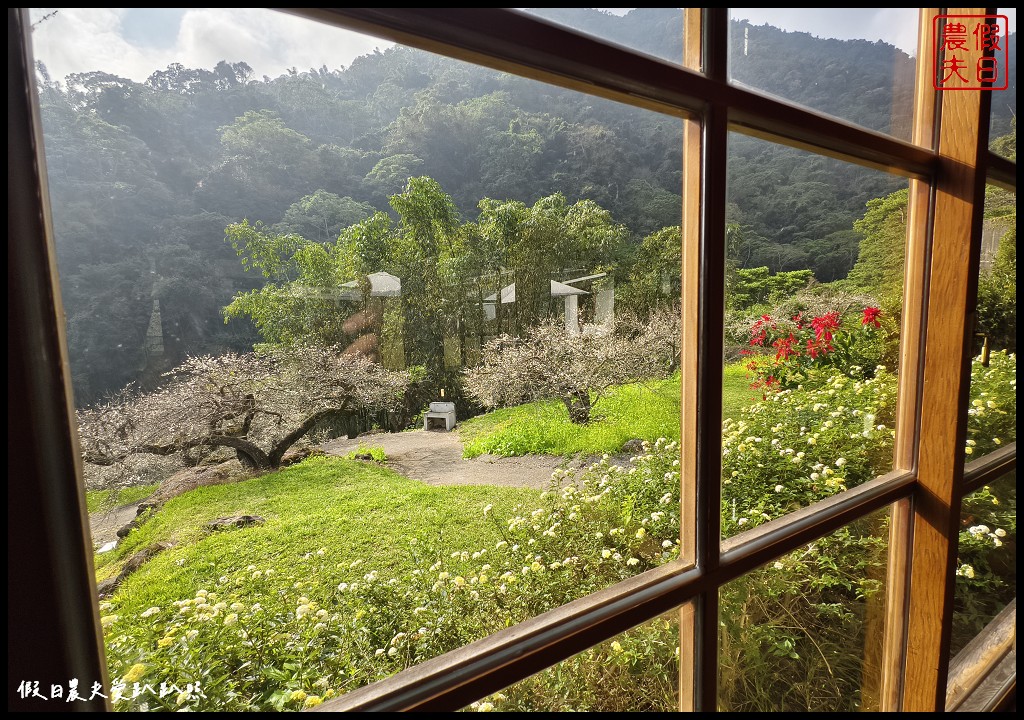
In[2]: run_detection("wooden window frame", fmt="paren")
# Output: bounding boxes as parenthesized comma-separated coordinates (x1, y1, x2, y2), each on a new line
(7, 7, 1015, 713)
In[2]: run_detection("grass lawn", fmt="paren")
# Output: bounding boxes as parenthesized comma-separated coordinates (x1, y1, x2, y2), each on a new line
(86, 483, 160, 514)
(460, 363, 755, 458)
(102, 457, 539, 618)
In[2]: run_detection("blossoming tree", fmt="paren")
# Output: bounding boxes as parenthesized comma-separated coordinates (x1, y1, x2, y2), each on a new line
(78, 344, 410, 472)
(464, 320, 672, 424)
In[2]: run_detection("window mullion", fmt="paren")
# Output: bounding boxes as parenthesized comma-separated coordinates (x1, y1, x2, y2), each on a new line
(903, 6, 994, 711)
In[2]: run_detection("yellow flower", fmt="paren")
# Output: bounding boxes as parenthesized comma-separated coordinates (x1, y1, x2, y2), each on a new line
(123, 663, 147, 683)
(289, 690, 308, 702)
(224, 613, 238, 626)
(303, 695, 324, 708)
(157, 637, 173, 648)
(611, 640, 624, 653)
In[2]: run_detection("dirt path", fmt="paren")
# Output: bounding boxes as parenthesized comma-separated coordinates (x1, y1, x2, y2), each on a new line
(322, 430, 594, 489)
(89, 503, 142, 549)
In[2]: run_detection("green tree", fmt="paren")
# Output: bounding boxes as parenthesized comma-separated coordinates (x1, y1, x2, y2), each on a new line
(843, 188, 909, 305)
(275, 191, 374, 244)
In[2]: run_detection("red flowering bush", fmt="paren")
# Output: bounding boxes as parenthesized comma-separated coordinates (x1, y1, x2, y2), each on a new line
(742, 306, 890, 393)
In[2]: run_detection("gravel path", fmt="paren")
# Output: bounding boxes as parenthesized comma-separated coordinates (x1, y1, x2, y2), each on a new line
(322, 429, 594, 489)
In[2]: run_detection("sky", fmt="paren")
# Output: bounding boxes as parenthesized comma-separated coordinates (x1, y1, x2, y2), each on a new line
(27, 7, 1017, 84)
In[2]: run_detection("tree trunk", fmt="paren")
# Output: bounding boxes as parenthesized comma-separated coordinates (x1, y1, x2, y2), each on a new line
(563, 390, 592, 424)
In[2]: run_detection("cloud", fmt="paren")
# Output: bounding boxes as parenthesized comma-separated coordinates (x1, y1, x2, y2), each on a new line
(28, 8, 393, 84)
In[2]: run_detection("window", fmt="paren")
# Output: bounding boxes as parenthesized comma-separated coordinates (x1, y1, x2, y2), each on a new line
(8, 7, 1016, 712)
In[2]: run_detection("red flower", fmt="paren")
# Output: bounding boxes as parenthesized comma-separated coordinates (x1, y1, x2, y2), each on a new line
(792, 311, 805, 329)
(811, 311, 841, 343)
(862, 306, 882, 328)
(772, 333, 800, 361)
(806, 338, 833, 359)
(749, 315, 777, 347)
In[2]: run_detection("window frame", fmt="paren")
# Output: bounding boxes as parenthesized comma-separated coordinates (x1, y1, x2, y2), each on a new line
(7, 6, 1015, 713)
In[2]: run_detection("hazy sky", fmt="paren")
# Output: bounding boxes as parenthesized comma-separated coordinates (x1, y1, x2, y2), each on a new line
(28, 8, 1017, 84)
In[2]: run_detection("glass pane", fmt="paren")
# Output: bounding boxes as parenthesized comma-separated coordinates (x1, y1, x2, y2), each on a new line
(465, 608, 683, 712)
(951, 472, 1016, 658)
(729, 9, 918, 141)
(723, 134, 905, 534)
(989, 9, 1016, 159)
(518, 8, 685, 65)
(967, 186, 1016, 465)
(30, 7, 689, 711)
(719, 507, 891, 712)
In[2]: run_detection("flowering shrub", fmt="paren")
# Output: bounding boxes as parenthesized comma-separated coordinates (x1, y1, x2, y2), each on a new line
(741, 305, 892, 393)
(722, 365, 897, 536)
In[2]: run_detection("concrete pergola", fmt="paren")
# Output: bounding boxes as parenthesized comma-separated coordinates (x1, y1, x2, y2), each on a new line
(482, 274, 613, 334)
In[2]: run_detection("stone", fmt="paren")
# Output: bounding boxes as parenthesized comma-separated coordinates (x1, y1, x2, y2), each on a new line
(621, 438, 645, 455)
(206, 515, 266, 531)
(97, 542, 173, 598)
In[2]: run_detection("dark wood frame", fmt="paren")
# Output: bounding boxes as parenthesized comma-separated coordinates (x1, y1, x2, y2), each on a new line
(7, 6, 1015, 713)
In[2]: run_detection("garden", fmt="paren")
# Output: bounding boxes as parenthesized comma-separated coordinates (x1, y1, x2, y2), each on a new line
(89, 293, 1016, 712)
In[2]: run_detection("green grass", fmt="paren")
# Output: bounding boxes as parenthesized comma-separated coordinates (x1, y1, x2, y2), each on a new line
(103, 456, 539, 616)
(344, 444, 388, 462)
(86, 483, 160, 514)
(722, 361, 757, 417)
(460, 364, 756, 458)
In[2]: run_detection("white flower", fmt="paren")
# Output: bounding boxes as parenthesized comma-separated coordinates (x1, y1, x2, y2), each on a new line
(773, 561, 784, 570)
(995, 528, 1007, 537)
(774, 484, 784, 493)
(835, 458, 847, 468)
(140, 607, 160, 618)
(223, 613, 238, 626)
(662, 540, 674, 548)
(626, 558, 640, 566)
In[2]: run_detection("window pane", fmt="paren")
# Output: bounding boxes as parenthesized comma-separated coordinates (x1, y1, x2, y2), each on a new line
(518, 8, 685, 65)
(729, 9, 918, 142)
(723, 135, 905, 534)
(464, 607, 684, 711)
(30, 7, 689, 710)
(951, 472, 1016, 659)
(966, 186, 1016, 466)
(989, 9, 1016, 159)
(718, 507, 891, 712)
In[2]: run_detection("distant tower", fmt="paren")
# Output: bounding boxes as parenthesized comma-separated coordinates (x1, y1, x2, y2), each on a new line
(145, 297, 164, 357)
(145, 256, 164, 357)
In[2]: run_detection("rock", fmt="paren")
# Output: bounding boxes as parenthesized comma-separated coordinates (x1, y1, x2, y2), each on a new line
(97, 541, 173, 598)
(621, 438, 645, 455)
(280, 447, 323, 466)
(147, 461, 252, 506)
(206, 515, 266, 531)
(353, 452, 373, 461)
(115, 517, 142, 539)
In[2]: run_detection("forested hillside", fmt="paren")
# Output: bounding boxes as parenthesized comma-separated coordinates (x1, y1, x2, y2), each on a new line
(35, 10, 1016, 402)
